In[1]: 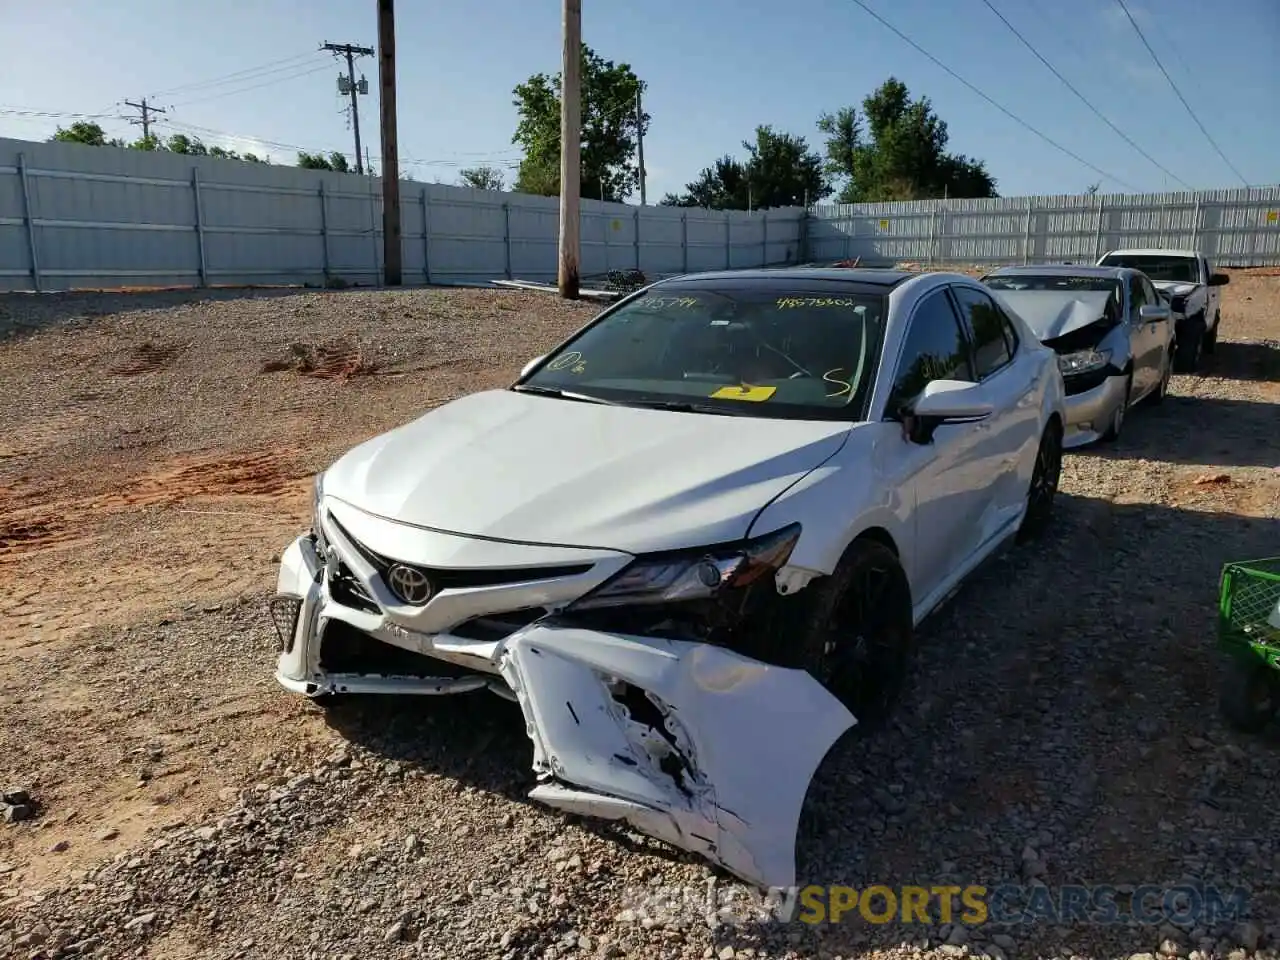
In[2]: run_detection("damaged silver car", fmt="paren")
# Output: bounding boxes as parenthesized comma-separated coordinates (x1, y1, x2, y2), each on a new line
(983, 264, 1174, 447)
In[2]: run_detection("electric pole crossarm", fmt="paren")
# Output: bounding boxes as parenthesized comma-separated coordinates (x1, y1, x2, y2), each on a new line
(124, 98, 167, 141)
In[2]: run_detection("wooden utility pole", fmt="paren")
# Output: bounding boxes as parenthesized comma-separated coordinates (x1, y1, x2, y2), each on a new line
(557, 0, 582, 299)
(635, 83, 646, 206)
(377, 0, 402, 285)
(323, 42, 374, 174)
(124, 98, 166, 142)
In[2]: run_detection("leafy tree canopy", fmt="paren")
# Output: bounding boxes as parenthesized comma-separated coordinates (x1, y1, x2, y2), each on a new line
(49, 121, 266, 162)
(511, 44, 648, 202)
(459, 164, 505, 191)
(297, 151, 351, 173)
(661, 126, 831, 210)
(818, 78, 998, 203)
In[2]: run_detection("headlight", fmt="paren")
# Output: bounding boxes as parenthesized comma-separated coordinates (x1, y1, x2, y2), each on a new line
(1057, 348, 1111, 376)
(569, 523, 802, 611)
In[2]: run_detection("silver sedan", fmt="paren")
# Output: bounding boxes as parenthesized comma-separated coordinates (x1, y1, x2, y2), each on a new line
(982, 265, 1175, 448)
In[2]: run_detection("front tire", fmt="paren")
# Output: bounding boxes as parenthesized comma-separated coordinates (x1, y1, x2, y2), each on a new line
(791, 539, 914, 730)
(1174, 314, 1206, 372)
(1017, 420, 1062, 543)
(1099, 372, 1132, 443)
(1203, 313, 1219, 354)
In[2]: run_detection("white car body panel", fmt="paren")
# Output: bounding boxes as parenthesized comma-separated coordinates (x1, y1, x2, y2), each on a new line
(1096, 247, 1223, 339)
(270, 268, 1067, 889)
(498, 624, 855, 890)
(322, 388, 852, 554)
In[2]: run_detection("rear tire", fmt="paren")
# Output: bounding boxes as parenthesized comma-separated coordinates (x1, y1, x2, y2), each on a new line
(1174, 314, 1206, 372)
(790, 539, 915, 730)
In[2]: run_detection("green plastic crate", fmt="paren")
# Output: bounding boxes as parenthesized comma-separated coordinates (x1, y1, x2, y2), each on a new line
(1218, 557, 1280, 670)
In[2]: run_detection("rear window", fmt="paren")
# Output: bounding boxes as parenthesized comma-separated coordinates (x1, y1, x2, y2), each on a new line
(984, 274, 1118, 293)
(1097, 255, 1198, 284)
(521, 284, 889, 421)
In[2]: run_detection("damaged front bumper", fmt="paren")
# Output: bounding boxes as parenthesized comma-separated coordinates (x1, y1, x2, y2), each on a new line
(270, 512, 855, 889)
(497, 624, 855, 890)
(1060, 369, 1129, 448)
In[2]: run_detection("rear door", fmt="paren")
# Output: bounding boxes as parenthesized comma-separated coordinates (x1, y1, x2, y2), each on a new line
(948, 283, 1042, 539)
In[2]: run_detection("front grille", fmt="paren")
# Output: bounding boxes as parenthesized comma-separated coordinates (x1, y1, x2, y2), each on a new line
(326, 512, 593, 590)
(449, 609, 546, 643)
(329, 560, 380, 613)
(318, 620, 486, 679)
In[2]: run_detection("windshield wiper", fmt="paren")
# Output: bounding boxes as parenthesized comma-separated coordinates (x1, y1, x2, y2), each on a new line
(616, 399, 741, 415)
(511, 384, 622, 405)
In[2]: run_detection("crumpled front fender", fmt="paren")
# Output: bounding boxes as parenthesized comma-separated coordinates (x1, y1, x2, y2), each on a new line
(496, 625, 856, 889)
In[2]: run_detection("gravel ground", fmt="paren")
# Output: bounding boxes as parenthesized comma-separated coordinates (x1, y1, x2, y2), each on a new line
(0, 272, 1278, 960)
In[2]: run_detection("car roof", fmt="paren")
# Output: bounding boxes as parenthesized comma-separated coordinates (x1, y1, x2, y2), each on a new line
(656, 267, 914, 288)
(986, 264, 1127, 279)
(1101, 248, 1200, 258)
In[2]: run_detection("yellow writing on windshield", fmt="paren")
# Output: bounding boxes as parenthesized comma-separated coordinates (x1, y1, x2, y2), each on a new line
(776, 297, 859, 309)
(635, 296, 701, 310)
(710, 383, 777, 402)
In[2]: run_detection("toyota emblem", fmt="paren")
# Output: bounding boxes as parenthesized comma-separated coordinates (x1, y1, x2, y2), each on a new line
(386, 563, 433, 605)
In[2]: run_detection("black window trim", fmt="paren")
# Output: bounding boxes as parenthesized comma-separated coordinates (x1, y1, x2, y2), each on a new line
(947, 282, 1017, 383)
(878, 285, 976, 423)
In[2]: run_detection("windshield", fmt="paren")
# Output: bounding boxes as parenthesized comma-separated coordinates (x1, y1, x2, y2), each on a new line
(518, 284, 888, 421)
(984, 274, 1119, 293)
(1097, 254, 1198, 283)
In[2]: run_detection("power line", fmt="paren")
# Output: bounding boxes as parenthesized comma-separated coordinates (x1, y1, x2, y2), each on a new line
(0, 108, 124, 121)
(124, 98, 166, 140)
(844, 0, 1138, 191)
(978, 0, 1192, 190)
(147, 52, 321, 98)
(168, 62, 333, 108)
(1112, 0, 1248, 187)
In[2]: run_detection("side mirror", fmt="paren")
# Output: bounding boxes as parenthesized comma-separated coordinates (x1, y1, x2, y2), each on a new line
(519, 355, 546, 379)
(1208, 272, 1230, 287)
(904, 379, 993, 444)
(1139, 303, 1171, 322)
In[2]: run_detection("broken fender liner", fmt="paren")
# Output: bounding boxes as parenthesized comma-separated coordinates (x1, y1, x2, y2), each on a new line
(496, 625, 856, 889)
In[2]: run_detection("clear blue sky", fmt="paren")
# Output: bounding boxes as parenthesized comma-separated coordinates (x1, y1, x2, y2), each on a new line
(1, 0, 1275, 201)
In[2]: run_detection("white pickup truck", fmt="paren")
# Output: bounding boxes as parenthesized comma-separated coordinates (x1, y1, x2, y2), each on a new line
(1095, 248, 1230, 372)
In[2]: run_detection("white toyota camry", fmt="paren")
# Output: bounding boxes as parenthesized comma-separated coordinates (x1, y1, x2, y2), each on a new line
(270, 267, 1067, 889)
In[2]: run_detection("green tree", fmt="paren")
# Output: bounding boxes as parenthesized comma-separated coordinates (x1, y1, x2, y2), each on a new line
(662, 127, 829, 210)
(49, 122, 125, 148)
(129, 133, 164, 152)
(459, 164, 505, 191)
(819, 78, 998, 203)
(297, 151, 351, 173)
(511, 45, 648, 201)
(165, 133, 208, 156)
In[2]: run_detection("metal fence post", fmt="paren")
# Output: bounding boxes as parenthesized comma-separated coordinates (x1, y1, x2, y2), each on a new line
(1022, 196, 1033, 265)
(680, 214, 688, 274)
(319, 181, 331, 282)
(927, 206, 937, 265)
(421, 187, 431, 284)
(503, 202, 512, 280)
(1093, 197, 1105, 260)
(724, 214, 731, 269)
(1191, 193, 1201, 252)
(634, 207, 641, 271)
(761, 211, 769, 266)
(192, 167, 208, 287)
(16, 153, 41, 293)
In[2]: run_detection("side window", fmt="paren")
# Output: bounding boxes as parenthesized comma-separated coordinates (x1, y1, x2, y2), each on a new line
(885, 290, 974, 419)
(1141, 276, 1159, 307)
(952, 286, 1013, 379)
(1128, 275, 1147, 321)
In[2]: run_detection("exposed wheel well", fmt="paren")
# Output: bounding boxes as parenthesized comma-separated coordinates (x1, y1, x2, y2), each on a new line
(1046, 412, 1063, 439)
(853, 526, 899, 558)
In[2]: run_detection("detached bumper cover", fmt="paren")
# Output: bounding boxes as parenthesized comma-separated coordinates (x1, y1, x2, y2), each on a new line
(498, 624, 856, 890)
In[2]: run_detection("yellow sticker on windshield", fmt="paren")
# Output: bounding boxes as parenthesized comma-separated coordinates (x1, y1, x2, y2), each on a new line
(711, 384, 777, 402)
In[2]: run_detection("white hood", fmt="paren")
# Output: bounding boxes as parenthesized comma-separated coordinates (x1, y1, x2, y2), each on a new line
(992, 290, 1113, 341)
(322, 389, 852, 554)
